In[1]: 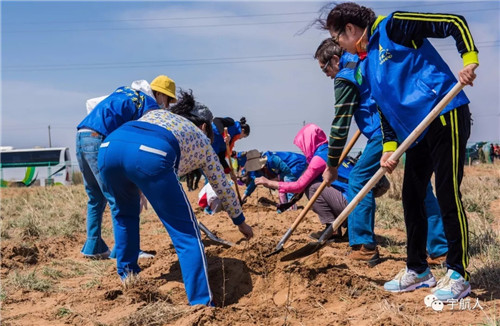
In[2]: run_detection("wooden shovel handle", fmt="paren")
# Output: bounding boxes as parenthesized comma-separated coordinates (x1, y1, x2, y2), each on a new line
(328, 83, 466, 233)
(224, 127, 243, 203)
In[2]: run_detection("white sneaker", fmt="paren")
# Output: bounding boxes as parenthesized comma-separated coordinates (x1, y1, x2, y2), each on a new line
(432, 269, 471, 301)
(138, 250, 155, 259)
(384, 267, 436, 292)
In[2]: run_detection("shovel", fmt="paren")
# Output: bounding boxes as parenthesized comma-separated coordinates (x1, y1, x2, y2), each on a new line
(266, 129, 362, 257)
(281, 82, 466, 261)
(224, 127, 243, 204)
(257, 192, 304, 211)
(198, 221, 234, 247)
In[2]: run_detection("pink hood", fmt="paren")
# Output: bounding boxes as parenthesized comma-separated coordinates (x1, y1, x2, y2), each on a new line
(293, 124, 328, 163)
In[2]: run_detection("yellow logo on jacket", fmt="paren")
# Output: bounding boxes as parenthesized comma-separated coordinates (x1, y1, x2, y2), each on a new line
(379, 44, 392, 64)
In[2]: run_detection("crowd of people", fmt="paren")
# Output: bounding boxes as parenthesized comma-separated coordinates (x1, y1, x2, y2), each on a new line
(76, 2, 478, 307)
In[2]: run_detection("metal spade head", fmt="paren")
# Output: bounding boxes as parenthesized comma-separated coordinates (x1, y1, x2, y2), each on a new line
(279, 224, 334, 261)
(198, 222, 234, 247)
(279, 242, 326, 261)
(265, 247, 283, 258)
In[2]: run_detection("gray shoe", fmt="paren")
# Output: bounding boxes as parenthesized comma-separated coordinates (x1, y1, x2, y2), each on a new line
(432, 269, 471, 301)
(83, 249, 111, 260)
(384, 267, 436, 292)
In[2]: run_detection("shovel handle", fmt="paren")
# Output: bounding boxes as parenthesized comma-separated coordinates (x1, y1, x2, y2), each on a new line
(224, 127, 243, 203)
(326, 82, 466, 239)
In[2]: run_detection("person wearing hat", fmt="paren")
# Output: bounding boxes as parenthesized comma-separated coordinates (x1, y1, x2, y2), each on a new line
(97, 89, 253, 306)
(242, 150, 307, 209)
(76, 75, 177, 259)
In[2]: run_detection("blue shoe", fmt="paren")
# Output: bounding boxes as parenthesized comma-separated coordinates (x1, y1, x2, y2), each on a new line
(432, 269, 471, 301)
(384, 267, 436, 292)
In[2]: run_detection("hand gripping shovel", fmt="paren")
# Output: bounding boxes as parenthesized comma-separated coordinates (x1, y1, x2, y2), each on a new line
(281, 82, 466, 261)
(224, 127, 243, 204)
(266, 129, 362, 257)
(198, 221, 235, 247)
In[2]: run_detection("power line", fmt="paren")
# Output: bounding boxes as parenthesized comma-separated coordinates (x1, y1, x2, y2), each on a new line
(4, 6, 497, 33)
(4, 1, 482, 26)
(4, 41, 498, 72)
(5, 19, 313, 33)
(4, 53, 312, 69)
(3, 57, 312, 72)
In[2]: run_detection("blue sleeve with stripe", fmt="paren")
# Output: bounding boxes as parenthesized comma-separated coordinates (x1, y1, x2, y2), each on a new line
(387, 11, 478, 55)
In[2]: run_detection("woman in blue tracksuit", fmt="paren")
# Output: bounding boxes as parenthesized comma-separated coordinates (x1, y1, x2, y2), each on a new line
(97, 91, 253, 306)
(322, 2, 478, 300)
(211, 117, 250, 178)
(76, 75, 176, 259)
(316, 39, 447, 265)
(241, 150, 307, 206)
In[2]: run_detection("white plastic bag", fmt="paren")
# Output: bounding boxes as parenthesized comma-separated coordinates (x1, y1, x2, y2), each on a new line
(85, 95, 108, 114)
(85, 79, 153, 114)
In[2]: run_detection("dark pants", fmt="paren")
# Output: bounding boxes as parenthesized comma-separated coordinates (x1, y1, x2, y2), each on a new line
(403, 105, 471, 279)
(305, 181, 348, 225)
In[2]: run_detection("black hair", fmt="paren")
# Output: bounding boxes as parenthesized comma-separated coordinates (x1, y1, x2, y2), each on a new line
(240, 117, 250, 136)
(324, 2, 376, 32)
(152, 90, 173, 104)
(170, 89, 214, 142)
(314, 38, 343, 64)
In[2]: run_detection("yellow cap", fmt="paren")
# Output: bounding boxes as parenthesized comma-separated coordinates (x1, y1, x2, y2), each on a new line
(150, 75, 177, 103)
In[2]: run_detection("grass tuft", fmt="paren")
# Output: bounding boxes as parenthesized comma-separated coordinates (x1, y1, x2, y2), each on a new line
(9, 269, 53, 292)
(120, 301, 191, 326)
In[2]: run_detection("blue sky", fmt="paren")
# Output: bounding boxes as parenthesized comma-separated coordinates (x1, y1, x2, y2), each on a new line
(1, 1, 499, 165)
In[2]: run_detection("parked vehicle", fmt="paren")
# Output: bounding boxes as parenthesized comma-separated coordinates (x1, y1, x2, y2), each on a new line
(0, 147, 72, 187)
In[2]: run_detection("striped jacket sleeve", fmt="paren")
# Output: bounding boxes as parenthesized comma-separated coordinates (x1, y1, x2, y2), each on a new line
(388, 11, 478, 66)
(327, 78, 359, 167)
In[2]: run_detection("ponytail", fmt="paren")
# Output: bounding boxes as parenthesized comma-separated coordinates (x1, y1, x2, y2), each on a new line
(240, 117, 250, 136)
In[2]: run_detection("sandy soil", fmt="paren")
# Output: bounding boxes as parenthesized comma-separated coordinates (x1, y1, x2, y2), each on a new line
(1, 168, 499, 326)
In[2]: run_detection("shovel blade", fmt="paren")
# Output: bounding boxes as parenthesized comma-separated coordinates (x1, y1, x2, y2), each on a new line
(279, 242, 326, 261)
(198, 222, 234, 247)
(265, 246, 283, 258)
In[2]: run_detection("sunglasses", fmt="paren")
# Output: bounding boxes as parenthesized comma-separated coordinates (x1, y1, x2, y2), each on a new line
(322, 59, 331, 73)
(331, 28, 345, 43)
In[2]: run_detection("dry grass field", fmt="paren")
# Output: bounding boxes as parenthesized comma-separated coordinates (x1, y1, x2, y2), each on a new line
(1, 164, 499, 325)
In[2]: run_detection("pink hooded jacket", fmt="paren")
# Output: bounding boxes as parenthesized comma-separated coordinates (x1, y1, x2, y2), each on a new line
(278, 124, 328, 193)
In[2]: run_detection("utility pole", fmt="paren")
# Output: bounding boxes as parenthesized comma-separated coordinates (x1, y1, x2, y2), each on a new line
(48, 125, 52, 148)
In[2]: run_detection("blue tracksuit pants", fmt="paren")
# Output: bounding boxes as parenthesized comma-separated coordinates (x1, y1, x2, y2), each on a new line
(347, 134, 382, 247)
(98, 121, 213, 306)
(425, 183, 448, 258)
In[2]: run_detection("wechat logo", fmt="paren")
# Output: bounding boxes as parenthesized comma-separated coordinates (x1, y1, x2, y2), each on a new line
(424, 294, 444, 311)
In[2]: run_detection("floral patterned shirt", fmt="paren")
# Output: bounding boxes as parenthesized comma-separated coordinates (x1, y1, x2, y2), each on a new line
(139, 110, 243, 223)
